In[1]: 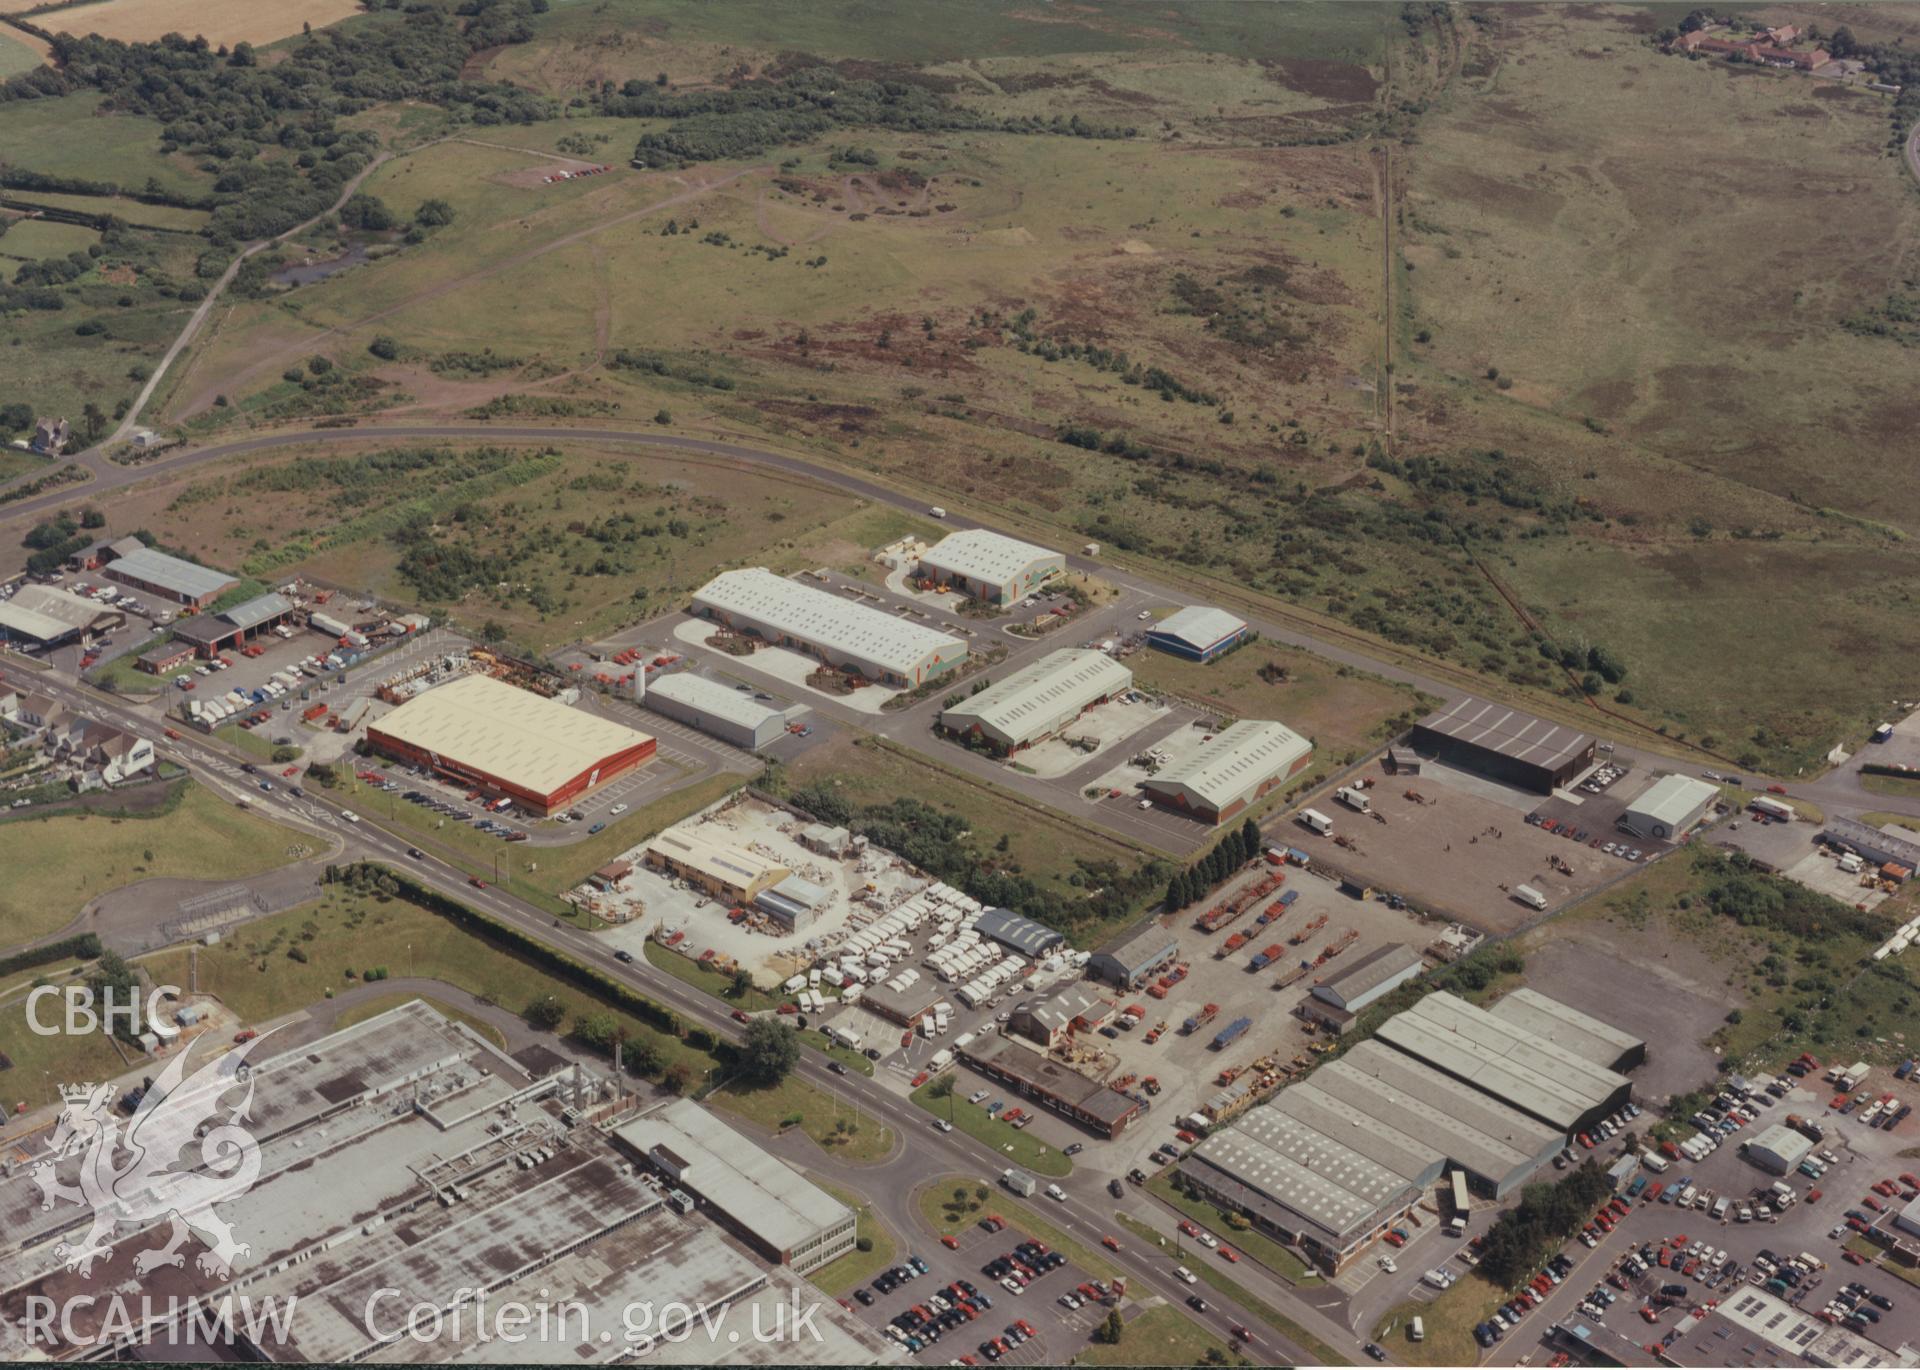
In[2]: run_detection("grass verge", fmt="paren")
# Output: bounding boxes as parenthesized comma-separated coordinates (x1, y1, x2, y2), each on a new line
(915, 1179, 1122, 1282)
(708, 1075, 894, 1164)
(809, 1179, 899, 1296)
(910, 1080, 1072, 1177)
(1145, 1173, 1320, 1284)
(1372, 1274, 1505, 1368)
(1073, 1302, 1241, 1367)
(642, 938, 779, 1011)
(330, 990, 508, 1048)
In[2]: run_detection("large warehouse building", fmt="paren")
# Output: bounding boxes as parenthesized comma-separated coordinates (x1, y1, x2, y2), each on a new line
(366, 674, 656, 815)
(614, 1099, 858, 1273)
(1620, 773, 1719, 842)
(1146, 605, 1249, 663)
(0, 585, 123, 648)
(1823, 816, 1920, 877)
(98, 542, 238, 607)
(1485, 987, 1647, 1072)
(1745, 1122, 1814, 1177)
(938, 648, 1131, 754)
(644, 828, 791, 904)
(1142, 719, 1313, 824)
(917, 529, 1065, 605)
(1179, 988, 1637, 1274)
(645, 672, 792, 750)
(1376, 991, 1633, 1135)
(1088, 920, 1181, 990)
(1305, 943, 1426, 1029)
(692, 567, 966, 687)
(169, 590, 296, 658)
(1412, 696, 1596, 793)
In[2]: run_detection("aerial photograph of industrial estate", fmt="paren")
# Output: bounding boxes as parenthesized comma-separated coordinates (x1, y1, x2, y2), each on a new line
(6, 1, 1920, 1367)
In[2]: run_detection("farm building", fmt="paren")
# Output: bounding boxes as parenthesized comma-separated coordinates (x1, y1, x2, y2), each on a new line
(1744, 1123, 1814, 1177)
(643, 829, 791, 905)
(973, 906, 1065, 958)
(366, 674, 656, 815)
(1375, 991, 1633, 1136)
(1088, 921, 1181, 990)
(1306, 943, 1426, 1021)
(1485, 987, 1647, 1073)
(1619, 774, 1719, 841)
(644, 672, 791, 750)
(1141, 719, 1313, 824)
(97, 543, 238, 608)
(169, 591, 296, 658)
(0, 585, 123, 648)
(958, 1035, 1143, 1139)
(691, 568, 966, 687)
(1411, 696, 1595, 794)
(1006, 986, 1114, 1051)
(1146, 605, 1249, 663)
(937, 648, 1131, 754)
(614, 1099, 857, 1273)
(916, 529, 1065, 605)
(1822, 816, 1920, 880)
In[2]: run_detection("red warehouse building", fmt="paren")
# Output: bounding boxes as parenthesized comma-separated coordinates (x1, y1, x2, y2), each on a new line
(366, 674, 655, 815)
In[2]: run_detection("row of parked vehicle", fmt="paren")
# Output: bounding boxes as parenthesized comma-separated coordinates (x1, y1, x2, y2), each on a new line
(881, 1277, 1001, 1353)
(983, 1239, 1066, 1295)
(1472, 1251, 1576, 1346)
(1821, 1279, 1896, 1336)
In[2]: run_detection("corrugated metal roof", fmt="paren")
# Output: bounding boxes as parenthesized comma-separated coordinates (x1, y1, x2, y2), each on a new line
(919, 529, 1063, 587)
(370, 675, 653, 798)
(694, 568, 965, 677)
(1826, 816, 1920, 870)
(1145, 719, 1311, 811)
(219, 591, 293, 631)
(1148, 605, 1248, 652)
(1417, 696, 1592, 773)
(648, 672, 786, 729)
(1485, 987, 1645, 1069)
(0, 585, 117, 639)
(973, 907, 1064, 957)
(1625, 774, 1718, 829)
(1312, 943, 1424, 1010)
(1093, 922, 1180, 977)
(1376, 992, 1628, 1130)
(938, 648, 1130, 745)
(104, 545, 238, 601)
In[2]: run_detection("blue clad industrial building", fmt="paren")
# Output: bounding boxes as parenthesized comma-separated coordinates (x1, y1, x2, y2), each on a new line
(1146, 605, 1249, 663)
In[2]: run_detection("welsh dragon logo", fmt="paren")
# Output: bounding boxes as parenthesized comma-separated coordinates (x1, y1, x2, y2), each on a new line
(30, 1031, 274, 1280)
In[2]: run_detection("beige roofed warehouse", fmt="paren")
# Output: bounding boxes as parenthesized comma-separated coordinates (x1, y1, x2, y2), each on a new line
(692, 568, 966, 686)
(917, 528, 1065, 605)
(365, 674, 656, 814)
(938, 648, 1131, 753)
(1142, 719, 1312, 823)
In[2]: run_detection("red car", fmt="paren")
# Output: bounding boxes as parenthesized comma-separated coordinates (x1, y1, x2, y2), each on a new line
(281, 765, 298, 776)
(731, 1009, 749, 1023)
(1864, 1196, 1885, 1212)
(1844, 1251, 1867, 1266)
(1231, 1326, 1252, 1343)
(1383, 1231, 1405, 1247)
(468, 877, 487, 889)
(1101, 1236, 1121, 1252)
(1219, 1246, 1239, 1263)
(233, 1029, 257, 1043)
(1179, 1221, 1201, 1238)
(1176, 1129, 1200, 1144)
(941, 1235, 959, 1250)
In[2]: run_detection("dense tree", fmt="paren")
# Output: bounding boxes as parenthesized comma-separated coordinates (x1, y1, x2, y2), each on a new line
(739, 1017, 802, 1085)
(524, 994, 565, 1031)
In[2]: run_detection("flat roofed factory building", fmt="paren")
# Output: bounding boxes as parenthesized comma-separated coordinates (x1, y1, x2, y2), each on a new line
(1142, 719, 1313, 824)
(97, 543, 239, 607)
(1484, 986, 1647, 1072)
(644, 829, 791, 905)
(615, 1099, 858, 1273)
(1619, 773, 1719, 842)
(1412, 696, 1595, 793)
(692, 567, 966, 687)
(938, 648, 1131, 754)
(366, 674, 655, 815)
(645, 672, 791, 750)
(917, 529, 1065, 605)
(1146, 605, 1249, 663)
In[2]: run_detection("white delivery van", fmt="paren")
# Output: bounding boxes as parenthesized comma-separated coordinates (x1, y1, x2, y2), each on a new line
(1410, 1317, 1425, 1343)
(1299, 809, 1334, 837)
(1513, 885, 1549, 911)
(1336, 785, 1371, 814)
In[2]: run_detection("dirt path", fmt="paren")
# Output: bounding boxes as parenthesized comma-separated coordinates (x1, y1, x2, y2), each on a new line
(114, 150, 397, 442)
(453, 135, 599, 170)
(175, 165, 762, 420)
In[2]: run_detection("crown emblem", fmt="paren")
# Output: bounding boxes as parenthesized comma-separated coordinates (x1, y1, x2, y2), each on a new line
(59, 1082, 99, 1104)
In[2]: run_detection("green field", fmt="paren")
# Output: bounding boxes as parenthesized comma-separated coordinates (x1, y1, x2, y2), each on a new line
(0, 781, 306, 947)
(0, 219, 99, 261)
(140, 885, 718, 1079)
(1372, 1274, 1503, 1368)
(3, 190, 210, 233)
(707, 1073, 894, 1163)
(1073, 1302, 1240, 1367)
(0, 26, 44, 78)
(0, 92, 211, 199)
(910, 1079, 1072, 1177)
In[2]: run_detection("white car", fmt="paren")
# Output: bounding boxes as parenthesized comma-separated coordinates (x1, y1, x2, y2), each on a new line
(1195, 1231, 1218, 1250)
(609, 803, 628, 816)
(1046, 1184, 1067, 1202)
(1377, 1256, 1397, 1273)
(1137, 610, 1151, 621)
(1174, 1266, 1197, 1285)
(341, 810, 360, 823)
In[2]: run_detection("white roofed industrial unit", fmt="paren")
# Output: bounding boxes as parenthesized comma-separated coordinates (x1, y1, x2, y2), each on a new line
(939, 648, 1131, 751)
(1484, 986, 1647, 1071)
(917, 528, 1065, 604)
(100, 544, 239, 603)
(1146, 605, 1249, 660)
(1143, 719, 1313, 823)
(0, 585, 122, 644)
(692, 567, 967, 686)
(1620, 773, 1720, 841)
(645, 672, 790, 750)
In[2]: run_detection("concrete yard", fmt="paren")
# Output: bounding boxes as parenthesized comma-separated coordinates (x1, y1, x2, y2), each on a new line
(671, 619, 901, 713)
(1006, 693, 1172, 780)
(1277, 760, 1631, 935)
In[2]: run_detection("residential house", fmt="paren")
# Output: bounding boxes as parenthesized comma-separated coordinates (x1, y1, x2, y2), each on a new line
(0, 685, 19, 723)
(16, 693, 68, 732)
(30, 418, 69, 456)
